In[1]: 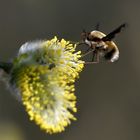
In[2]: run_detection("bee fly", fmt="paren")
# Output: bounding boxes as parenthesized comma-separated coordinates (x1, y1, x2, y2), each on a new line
(81, 23, 126, 64)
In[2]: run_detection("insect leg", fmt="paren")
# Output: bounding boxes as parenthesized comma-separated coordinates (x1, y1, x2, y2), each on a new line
(91, 50, 95, 62)
(92, 50, 99, 62)
(84, 50, 99, 64)
(84, 61, 99, 64)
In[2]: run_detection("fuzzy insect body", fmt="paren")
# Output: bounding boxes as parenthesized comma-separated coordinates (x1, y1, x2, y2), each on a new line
(82, 23, 126, 63)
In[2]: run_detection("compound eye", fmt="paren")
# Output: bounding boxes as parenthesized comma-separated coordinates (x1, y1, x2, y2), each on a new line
(87, 34, 94, 41)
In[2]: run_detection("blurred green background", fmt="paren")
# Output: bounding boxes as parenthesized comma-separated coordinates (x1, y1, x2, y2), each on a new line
(0, 0, 139, 140)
